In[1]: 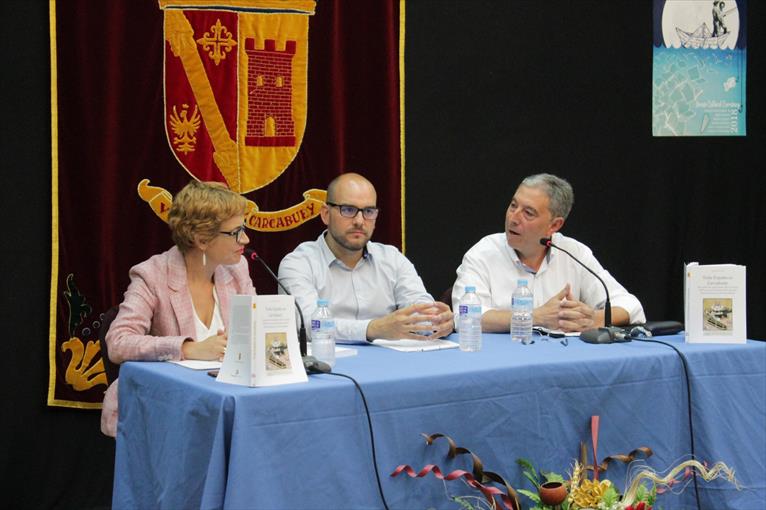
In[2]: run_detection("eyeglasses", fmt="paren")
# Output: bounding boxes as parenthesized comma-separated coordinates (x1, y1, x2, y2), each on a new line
(219, 225, 247, 242)
(326, 202, 380, 220)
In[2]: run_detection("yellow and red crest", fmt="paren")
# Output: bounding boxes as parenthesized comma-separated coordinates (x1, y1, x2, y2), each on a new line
(145, 0, 324, 231)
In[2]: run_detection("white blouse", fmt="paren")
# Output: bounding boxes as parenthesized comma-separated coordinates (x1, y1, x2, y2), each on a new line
(193, 288, 225, 341)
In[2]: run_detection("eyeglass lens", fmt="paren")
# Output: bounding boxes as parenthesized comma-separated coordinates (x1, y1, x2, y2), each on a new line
(339, 205, 378, 219)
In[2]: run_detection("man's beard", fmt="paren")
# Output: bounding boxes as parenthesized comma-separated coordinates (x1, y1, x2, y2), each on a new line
(330, 228, 369, 252)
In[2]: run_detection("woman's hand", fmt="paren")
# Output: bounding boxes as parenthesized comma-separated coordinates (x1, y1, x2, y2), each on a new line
(182, 329, 227, 360)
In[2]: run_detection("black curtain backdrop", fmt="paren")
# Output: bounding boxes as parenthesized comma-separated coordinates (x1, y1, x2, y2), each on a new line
(3, 0, 764, 507)
(406, 0, 765, 340)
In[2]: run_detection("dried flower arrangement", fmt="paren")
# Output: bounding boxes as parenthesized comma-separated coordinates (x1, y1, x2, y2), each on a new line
(391, 417, 739, 510)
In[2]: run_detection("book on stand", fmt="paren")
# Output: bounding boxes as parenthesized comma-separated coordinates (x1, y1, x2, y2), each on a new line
(684, 263, 746, 344)
(217, 294, 308, 387)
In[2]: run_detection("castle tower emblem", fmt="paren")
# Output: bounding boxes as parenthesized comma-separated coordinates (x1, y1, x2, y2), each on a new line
(151, 0, 324, 233)
(159, 0, 314, 195)
(246, 39, 296, 147)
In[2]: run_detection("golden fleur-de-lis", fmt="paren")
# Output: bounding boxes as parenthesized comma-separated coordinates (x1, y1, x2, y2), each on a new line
(196, 19, 236, 66)
(170, 103, 201, 154)
(61, 337, 108, 391)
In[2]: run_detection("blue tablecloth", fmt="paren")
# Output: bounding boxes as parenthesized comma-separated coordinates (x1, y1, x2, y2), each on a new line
(113, 334, 766, 509)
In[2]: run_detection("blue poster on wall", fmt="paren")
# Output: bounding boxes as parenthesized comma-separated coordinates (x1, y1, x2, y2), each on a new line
(653, 0, 746, 136)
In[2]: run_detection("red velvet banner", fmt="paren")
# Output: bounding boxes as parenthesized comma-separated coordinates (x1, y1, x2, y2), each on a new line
(49, 0, 403, 408)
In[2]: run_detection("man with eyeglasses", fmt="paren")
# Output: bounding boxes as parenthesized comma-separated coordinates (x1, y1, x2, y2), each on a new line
(452, 173, 645, 333)
(278, 173, 454, 343)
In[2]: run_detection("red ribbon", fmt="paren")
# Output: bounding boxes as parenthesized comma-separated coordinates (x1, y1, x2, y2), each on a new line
(582, 416, 653, 478)
(390, 463, 518, 510)
(591, 415, 600, 481)
(391, 433, 521, 510)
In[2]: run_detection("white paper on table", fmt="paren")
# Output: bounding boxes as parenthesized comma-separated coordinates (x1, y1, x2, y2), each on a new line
(169, 360, 222, 370)
(307, 345, 358, 358)
(372, 339, 459, 352)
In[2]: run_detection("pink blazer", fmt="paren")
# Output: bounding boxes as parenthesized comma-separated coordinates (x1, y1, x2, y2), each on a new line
(101, 246, 255, 437)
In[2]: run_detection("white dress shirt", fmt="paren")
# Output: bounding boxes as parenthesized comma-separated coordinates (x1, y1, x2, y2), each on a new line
(278, 232, 434, 343)
(452, 232, 646, 324)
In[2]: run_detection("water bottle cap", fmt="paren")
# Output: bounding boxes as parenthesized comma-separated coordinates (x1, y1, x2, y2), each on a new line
(316, 299, 329, 306)
(517, 279, 528, 286)
(465, 286, 476, 293)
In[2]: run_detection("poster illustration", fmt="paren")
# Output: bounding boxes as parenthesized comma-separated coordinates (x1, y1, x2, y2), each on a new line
(653, 0, 747, 136)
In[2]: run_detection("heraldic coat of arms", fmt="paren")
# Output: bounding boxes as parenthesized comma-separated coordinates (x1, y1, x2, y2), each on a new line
(140, 0, 324, 232)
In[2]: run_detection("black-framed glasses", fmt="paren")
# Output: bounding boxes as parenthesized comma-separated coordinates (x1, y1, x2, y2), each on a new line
(219, 225, 247, 242)
(326, 202, 380, 220)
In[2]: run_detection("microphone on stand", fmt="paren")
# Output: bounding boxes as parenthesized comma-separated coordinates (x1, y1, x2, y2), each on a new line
(539, 238, 628, 344)
(244, 249, 330, 373)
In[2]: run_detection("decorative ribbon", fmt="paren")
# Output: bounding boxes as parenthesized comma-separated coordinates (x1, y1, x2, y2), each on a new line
(622, 459, 739, 504)
(581, 415, 653, 478)
(655, 461, 703, 495)
(137, 179, 325, 232)
(591, 415, 600, 480)
(391, 433, 521, 510)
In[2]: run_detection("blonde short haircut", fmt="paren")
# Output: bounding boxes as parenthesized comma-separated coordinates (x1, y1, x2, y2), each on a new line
(168, 180, 248, 253)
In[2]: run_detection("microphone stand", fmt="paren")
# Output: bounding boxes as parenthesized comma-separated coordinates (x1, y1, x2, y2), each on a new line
(244, 250, 309, 358)
(540, 238, 627, 344)
(245, 250, 331, 373)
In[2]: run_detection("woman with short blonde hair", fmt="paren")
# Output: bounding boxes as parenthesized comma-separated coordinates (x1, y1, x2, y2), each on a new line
(168, 180, 248, 253)
(101, 180, 255, 437)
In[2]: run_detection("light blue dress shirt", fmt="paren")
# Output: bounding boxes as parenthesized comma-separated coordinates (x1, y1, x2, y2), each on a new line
(278, 232, 434, 343)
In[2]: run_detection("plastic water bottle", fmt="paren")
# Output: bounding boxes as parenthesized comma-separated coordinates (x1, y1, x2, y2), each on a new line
(458, 286, 482, 351)
(511, 279, 534, 345)
(310, 299, 336, 367)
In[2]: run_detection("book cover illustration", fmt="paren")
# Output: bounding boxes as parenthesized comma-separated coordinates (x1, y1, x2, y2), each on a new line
(685, 263, 746, 344)
(265, 332, 290, 371)
(702, 298, 733, 332)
